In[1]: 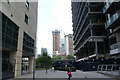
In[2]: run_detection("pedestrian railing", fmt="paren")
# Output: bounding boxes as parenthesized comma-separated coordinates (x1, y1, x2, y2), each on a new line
(97, 64, 120, 77)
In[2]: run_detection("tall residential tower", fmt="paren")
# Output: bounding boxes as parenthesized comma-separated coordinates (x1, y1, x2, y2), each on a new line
(72, 2, 107, 60)
(52, 30, 60, 56)
(71, 1, 120, 60)
(64, 34, 74, 55)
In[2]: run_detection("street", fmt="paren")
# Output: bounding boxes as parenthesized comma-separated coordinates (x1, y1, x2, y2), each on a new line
(7, 70, 116, 80)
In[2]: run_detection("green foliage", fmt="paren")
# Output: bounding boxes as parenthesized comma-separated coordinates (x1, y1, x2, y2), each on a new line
(56, 66, 76, 72)
(52, 56, 61, 60)
(36, 58, 40, 65)
(66, 54, 75, 60)
(42, 52, 47, 56)
(36, 55, 52, 68)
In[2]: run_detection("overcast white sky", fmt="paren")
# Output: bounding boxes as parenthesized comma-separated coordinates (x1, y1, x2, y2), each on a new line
(36, 0, 73, 56)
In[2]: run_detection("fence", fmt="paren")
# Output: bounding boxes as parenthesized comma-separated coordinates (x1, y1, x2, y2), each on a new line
(97, 64, 120, 77)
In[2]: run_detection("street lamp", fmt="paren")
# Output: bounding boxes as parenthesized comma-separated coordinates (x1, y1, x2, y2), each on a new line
(45, 56, 47, 74)
(33, 47, 36, 80)
(45, 56, 48, 74)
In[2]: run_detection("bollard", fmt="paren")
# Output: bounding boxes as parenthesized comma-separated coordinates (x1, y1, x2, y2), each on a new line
(111, 65, 114, 75)
(101, 65, 103, 72)
(118, 67, 120, 78)
(97, 65, 100, 72)
(105, 65, 108, 73)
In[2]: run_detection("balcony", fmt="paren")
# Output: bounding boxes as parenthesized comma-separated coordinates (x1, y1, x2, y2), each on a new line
(110, 42, 120, 55)
(103, 2, 113, 13)
(105, 10, 120, 29)
(110, 42, 120, 50)
(103, 1, 120, 13)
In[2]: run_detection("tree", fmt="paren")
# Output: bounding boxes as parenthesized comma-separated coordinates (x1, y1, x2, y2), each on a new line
(36, 57, 40, 65)
(45, 56, 52, 68)
(52, 56, 61, 60)
(36, 55, 52, 68)
(66, 54, 75, 60)
(42, 52, 47, 56)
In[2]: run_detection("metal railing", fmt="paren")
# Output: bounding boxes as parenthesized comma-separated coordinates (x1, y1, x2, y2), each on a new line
(103, 0, 114, 13)
(110, 42, 120, 50)
(105, 10, 120, 28)
(97, 64, 120, 77)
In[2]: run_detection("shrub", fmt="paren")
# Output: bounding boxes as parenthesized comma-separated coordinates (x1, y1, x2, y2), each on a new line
(55, 66, 76, 72)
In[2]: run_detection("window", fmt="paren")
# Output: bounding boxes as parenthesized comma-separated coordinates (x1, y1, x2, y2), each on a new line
(62, 44, 64, 46)
(25, 0, 29, 9)
(2, 13, 19, 50)
(25, 14, 28, 24)
(23, 32, 35, 55)
(110, 37, 117, 45)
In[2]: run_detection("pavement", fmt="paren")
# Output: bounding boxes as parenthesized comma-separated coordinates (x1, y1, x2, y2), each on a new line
(98, 70, 120, 77)
(8, 70, 116, 80)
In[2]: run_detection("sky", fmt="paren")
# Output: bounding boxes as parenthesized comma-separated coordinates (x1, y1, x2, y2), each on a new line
(36, 0, 73, 56)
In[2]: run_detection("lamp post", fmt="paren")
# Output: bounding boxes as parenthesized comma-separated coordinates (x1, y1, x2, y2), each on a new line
(33, 57, 35, 80)
(33, 47, 36, 80)
(45, 56, 47, 74)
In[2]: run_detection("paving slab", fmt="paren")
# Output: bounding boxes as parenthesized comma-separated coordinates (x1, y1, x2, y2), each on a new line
(8, 70, 115, 80)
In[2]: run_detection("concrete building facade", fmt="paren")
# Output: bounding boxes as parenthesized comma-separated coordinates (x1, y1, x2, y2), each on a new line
(72, 2, 107, 60)
(1, 0, 38, 79)
(71, 2, 120, 60)
(64, 34, 74, 55)
(103, 2, 120, 58)
(52, 30, 60, 56)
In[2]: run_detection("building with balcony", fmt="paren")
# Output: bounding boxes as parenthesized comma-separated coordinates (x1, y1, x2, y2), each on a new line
(103, 2, 120, 58)
(71, 2, 108, 60)
(1, 1, 38, 79)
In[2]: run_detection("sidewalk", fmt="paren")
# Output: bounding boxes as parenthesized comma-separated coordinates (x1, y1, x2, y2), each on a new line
(15, 70, 111, 78)
(102, 71, 120, 76)
(7, 70, 117, 80)
(98, 70, 120, 79)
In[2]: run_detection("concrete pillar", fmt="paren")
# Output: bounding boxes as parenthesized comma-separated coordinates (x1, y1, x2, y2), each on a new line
(0, 9, 2, 80)
(28, 56, 34, 73)
(90, 27, 93, 36)
(118, 67, 120, 78)
(116, 32, 120, 42)
(10, 28, 23, 77)
(10, 51, 22, 77)
(0, 57, 1, 79)
(95, 41, 98, 59)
